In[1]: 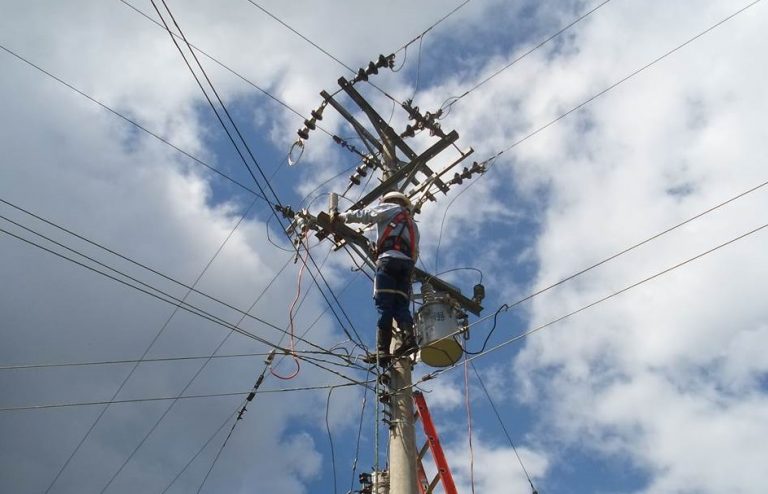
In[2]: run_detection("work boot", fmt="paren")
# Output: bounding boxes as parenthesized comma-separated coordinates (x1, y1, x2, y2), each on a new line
(395, 336, 418, 357)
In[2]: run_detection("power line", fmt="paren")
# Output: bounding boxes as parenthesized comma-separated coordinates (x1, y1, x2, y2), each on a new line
(493, 0, 764, 161)
(0, 226, 370, 389)
(0, 382, 361, 413)
(440, 0, 614, 111)
(0, 352, 283, 371)
(418, 221, 768, 386)
(243, 0, 402, 106)
(470, 361, 537, 492)
(152, 0, 369, 354)
(0, 209, 335, 357)
(435, 0, 764, 266)
(396, 0, 472, 53)
(0, 43, 262, 198)
(118, 0, 307, 121)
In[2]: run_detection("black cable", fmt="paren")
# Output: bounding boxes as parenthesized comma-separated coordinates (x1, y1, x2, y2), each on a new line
(0, 382, 360, 413)
(325, 387, 338, 494)
(0, 351, 337, 371)
(470, 361, 537, 492)
(495, 0, 764, 161)
(194, 352, 275, 494)
(463, 304, 507, 355)
(0, 43, 262, 199)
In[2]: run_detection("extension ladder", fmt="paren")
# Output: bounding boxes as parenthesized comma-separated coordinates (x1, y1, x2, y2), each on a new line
(413, 391, 458, 494)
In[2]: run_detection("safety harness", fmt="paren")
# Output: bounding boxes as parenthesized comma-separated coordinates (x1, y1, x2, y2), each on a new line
(377, 209, 417, 259)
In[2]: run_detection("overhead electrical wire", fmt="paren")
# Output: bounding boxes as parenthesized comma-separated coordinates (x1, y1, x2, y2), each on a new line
(435, 0, 764, 267)
(160, 410, 239, 494)
(496, 0, 764, 160)
(0, 226, 370, 389)
(0, 382, 362, 413)
(470, 361, 538, 493)
(411, 221, 768, 389)
(439, 0, 614, 112)
(0, 207, 341, 358)
(0, 351, 329, 371)
(150, 0, 369, 355)
(0, 43, 262, 198)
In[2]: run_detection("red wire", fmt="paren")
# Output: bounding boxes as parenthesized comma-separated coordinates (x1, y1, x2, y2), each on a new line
(269, 236, 308, 380)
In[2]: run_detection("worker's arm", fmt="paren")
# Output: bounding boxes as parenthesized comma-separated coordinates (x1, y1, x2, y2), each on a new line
(338, 204, 397, 225)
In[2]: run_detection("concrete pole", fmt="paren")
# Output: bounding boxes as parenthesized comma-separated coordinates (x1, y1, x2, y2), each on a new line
(387, 344, 418, 494)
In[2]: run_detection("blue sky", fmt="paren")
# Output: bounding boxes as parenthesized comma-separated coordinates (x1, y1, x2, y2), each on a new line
(2, 1, 768, 493)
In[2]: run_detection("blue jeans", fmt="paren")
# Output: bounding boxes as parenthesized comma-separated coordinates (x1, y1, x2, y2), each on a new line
(374, 257, 415, 352)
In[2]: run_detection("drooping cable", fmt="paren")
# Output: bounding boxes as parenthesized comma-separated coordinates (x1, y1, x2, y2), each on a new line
(348, 385, 370, 493)
(269, 236, 308, 380)
(159, 410, 238, 494)
(470, 361, 537, 493)
(325, 387, 339, 494)
(0, 206, 336, 356)
(463, 348, 476, 494)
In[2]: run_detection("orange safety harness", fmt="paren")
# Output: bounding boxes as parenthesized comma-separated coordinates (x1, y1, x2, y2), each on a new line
(377, 209, 416, 259)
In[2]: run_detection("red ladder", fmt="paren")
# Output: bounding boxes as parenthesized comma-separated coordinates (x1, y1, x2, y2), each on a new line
(413, 391, 458, 494)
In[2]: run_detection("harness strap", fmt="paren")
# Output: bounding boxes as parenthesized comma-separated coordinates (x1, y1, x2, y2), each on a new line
(377, 210, 416, 258)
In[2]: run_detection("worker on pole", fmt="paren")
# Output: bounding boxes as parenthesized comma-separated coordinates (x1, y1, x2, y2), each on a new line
(333, 191, 419, 364)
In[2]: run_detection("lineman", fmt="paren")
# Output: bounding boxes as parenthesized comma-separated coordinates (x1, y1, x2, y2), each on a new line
(334, 191, 419, 363)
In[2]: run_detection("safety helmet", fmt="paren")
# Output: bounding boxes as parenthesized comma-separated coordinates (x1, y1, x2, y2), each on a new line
(382, 191, 412, 209)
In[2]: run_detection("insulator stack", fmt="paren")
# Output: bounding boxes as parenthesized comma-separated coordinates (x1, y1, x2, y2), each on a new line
(400, 100, 445, 138)
(351, 53, 396, 84)
(296, 101, 326, 141)
(348, 157, 375, 186)
(448, 161, 486, 185)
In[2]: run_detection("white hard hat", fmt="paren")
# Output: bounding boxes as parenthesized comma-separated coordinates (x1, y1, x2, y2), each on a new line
(382, 191, 412, 209)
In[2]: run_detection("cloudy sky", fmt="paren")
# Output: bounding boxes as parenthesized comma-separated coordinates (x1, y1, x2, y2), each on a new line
(2, 0, 767, 493)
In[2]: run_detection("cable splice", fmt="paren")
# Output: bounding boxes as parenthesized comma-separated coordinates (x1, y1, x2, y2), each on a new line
(237, 350, 277, 420)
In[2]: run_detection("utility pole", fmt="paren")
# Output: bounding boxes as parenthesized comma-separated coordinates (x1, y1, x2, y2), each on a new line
(387, 346, 418, 493)
(281, 53, 486, 494)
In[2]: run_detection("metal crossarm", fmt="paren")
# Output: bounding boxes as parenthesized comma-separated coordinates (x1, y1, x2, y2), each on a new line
(413, 391, 458, 494)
